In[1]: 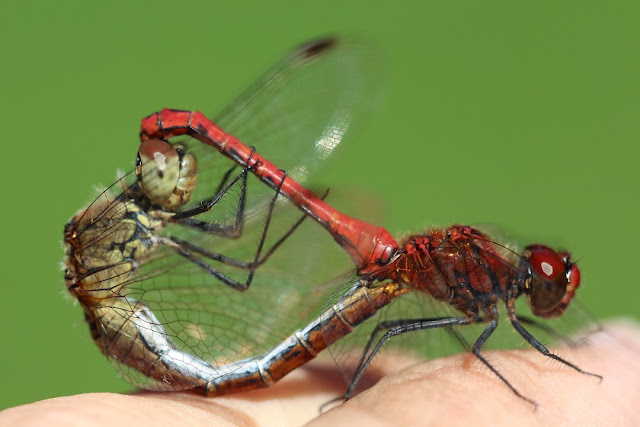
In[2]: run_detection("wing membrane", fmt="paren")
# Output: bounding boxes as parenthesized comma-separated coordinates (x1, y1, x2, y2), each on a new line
(76, 38, 384, 390)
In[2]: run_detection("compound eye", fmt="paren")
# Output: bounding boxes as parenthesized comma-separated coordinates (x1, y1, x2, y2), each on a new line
(529, 245, 565, 280)
(567, 262, 580, 289)
(525, 245, 569, 318)
(136, 139, 180, 206)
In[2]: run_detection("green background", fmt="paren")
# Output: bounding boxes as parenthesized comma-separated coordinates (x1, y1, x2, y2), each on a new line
(1, 0, 638, 411)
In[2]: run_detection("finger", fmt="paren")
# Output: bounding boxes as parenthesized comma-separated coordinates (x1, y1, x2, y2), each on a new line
(3, 322, 637, 426)
(312, 321, 640, 426)
(0, 359, 347, 426)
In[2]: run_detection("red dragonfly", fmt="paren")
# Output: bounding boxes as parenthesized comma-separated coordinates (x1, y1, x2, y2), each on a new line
(64, 38, 384, 393)
(65, 38, 599, 405)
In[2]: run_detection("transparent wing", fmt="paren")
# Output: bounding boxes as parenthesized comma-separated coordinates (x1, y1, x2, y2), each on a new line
(165, 38, 382, 226)
(77, 38, 385, 390)
(82, 181, 353, 391)
(153, 37, 384, 280)
(212, 37, 382, 183)
(74, 167, 396, 391)
(322, 280, 473, 389)
(322, 231, 601, 394)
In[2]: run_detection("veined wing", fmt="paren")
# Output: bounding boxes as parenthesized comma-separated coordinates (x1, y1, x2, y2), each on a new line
(82, 181, 353, 391)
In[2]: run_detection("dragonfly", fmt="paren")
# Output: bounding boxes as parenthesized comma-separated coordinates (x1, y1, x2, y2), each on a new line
(63, 37, 382, 393)
(65, 37, 600, 404)
(140, 108, 600, 403)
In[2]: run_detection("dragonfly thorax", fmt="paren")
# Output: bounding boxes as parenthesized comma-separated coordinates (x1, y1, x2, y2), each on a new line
(136, 139, 197, 211)
(63, 195, 161, 304)
(392, 226, 514, 317)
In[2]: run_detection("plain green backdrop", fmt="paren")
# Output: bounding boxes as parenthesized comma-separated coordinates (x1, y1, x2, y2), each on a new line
(1, 0, 638, 411)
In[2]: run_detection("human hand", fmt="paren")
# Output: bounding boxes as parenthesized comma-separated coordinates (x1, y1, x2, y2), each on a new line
(3, 321, 638, 426)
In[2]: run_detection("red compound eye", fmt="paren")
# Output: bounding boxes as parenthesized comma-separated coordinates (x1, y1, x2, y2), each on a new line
(568, 263, 581, 289)
(529, 245, 565, 280)
(524, 245, 576, 318)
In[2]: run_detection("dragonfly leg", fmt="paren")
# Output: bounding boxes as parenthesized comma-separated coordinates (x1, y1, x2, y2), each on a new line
(177, 186, 329, 269)
(510, 317, 602, 380)
(166, 236, 258, 269)
(142, 109, 400, 273)
(174, 163, 246, 236)
(516, 315, 576, 347)
(170, 148, 256, 238)
(240, 178, 328, 285)
(470, 317, 537, 407)
(340, 317, 471, 401)
(165, 192, 313, 271)
(212, 163, 241, 197)
(160, 173, 322, 291)
(161, 237, 253, 291)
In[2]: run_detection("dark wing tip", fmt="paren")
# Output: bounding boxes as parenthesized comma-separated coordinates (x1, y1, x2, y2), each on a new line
(298, 37, 338, 60)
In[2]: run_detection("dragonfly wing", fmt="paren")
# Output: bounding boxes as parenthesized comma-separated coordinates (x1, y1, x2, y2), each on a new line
(212, 37, 384, 182)
(322, 228, 602, 394)
(85, 185, 353, 391)
(323, 280, 471, 388)
(154, 38, 384, 274)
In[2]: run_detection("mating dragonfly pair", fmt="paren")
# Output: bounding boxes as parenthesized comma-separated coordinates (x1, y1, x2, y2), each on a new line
(63, 38, 599, 406)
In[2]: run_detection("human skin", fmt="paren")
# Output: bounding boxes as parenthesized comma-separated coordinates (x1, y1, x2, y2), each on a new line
(2, 322, 639, 426)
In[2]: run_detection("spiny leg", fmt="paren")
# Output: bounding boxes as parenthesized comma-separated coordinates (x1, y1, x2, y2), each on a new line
(191, 168, 291, 287)
(166, 185, 315, 272)
(506, 294, 602, 381)
(174, 163, 241, 236)
(162, 172, 325, 291)
(243, 169, 295, 285)
(160, 167, 283, 292)
(348, 318, 467, 387)
(510, 317, 602, 380)
(164, 238, 254, 291)
(470, 317, 538, 407)
(171, 146, 315, 269)
(516, 315, 575, 347)
(170, 149, 256, 238)
(338, 317, 471, 402)
(249, 188, 329, 266)
(213, 163, 240, 197)
(169, 185, 329, 273)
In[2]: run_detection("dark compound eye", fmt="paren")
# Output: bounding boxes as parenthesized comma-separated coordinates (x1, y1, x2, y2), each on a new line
(524, 245, 579, 318)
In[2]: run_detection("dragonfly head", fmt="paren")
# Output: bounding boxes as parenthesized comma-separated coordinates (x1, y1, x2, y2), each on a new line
(522, 245, 581, 318)
(136, 139, 197, 211)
